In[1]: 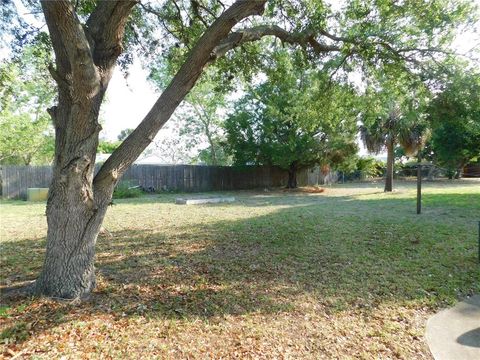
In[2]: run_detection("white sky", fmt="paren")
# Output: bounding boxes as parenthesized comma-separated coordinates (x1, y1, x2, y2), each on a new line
(100, 60, 158, 140)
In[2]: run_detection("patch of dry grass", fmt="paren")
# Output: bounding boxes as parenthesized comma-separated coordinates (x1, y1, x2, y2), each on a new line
(1, 180, 479, 359)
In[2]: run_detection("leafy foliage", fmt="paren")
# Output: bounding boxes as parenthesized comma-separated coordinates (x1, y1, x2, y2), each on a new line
(0, 43, 55, 165)
(359, 76, 430, 157)
(427, 69, 480, 174)
(179, 72, 230, 166)
(336, 155, 385, 180)
(112, 183, 144, 199)
(224, 52, 358, 176)
(97, 140, 121, 154)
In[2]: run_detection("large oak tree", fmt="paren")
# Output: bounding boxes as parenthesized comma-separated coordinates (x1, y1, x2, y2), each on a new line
(2, 0, 475, 299)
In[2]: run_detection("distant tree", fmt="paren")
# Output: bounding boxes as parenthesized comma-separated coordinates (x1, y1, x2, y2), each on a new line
(0, 42, 55, 165)
(181, 77, 228, 166)
(359, 78, 430, 192)
(139, 120, 195, 164)
(335, 155, 384, 180)
(151, 136, 191, 164)
(195, 141, 231, 166)
(427, 70, 480, 178)
(224, 54, 358, 188)
(97, 140, 120, 154)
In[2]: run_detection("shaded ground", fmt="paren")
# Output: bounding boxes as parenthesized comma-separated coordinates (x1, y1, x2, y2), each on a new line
(1, 180, 479, 359)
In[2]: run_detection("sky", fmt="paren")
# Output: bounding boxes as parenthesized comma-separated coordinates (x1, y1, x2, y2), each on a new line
(101, 60, 159, 141)
(5, 0, 480, 161)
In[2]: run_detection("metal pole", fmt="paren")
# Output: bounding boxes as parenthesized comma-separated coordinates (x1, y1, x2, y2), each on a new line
(417, 156, 422, 215)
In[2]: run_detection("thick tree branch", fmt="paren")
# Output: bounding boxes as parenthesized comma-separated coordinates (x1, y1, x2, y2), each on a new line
(86, 0, 138, 69)
(211, 25, 341, 60)
(41, 0, 100, 99)
(94, 0, 267, 186)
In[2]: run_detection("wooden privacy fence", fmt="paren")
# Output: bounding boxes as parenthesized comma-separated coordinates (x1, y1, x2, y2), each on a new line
(120, 165, 289, 193)
(1, 165, 53, 200)
(1, 164, 336, 199)
(0, 165, 279, 199)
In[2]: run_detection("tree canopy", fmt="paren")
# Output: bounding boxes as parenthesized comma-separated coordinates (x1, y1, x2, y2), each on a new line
(224, 51, 358, 187)
(0, 42, 55, 165)
(427, 68, 480, 176)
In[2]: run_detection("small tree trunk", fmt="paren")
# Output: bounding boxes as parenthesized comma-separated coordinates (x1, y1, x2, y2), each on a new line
(287, 163, 298, 189)
(454, 165, 464, 179)
(384, 141, 394, 192)
(205, 130, 218, 166)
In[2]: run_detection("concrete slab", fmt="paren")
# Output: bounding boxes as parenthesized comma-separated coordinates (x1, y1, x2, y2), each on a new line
(426, 295, 480, 360)
(175, 196, 235, 205)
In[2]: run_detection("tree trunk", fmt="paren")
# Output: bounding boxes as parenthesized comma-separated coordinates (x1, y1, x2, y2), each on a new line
(34, 91, 114, 298)
(454, 165, 464, 179)
(205, 128, 218, 166)
(384, 140, 394, 192)
(287, 163, 298, 189)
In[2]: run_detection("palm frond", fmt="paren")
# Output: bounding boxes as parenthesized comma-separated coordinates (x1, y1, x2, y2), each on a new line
(398, 124, 430, 156)
(359, 123, 385, 154)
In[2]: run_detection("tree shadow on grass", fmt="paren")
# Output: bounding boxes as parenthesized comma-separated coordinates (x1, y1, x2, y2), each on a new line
(1, 191, 479, 347)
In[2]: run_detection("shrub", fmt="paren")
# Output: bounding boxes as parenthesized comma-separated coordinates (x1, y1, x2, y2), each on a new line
(113, 183, 143, 199)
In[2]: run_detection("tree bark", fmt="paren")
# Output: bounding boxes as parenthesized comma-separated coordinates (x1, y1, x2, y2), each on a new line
(384, 140, 394, 192)
(35, 190, 111, 298)
(35, 92, 115, 298)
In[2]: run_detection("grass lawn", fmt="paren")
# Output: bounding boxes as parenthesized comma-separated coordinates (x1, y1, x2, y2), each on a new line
(1, 180, 479, 359)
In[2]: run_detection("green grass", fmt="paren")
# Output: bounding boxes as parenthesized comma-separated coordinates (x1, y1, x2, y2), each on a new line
(1, 180, 479, 359)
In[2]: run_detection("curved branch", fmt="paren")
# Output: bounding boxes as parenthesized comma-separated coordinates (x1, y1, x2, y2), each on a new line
(211, 25, 341, 60)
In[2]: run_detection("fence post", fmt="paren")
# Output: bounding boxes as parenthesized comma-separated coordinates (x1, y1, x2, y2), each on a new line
(417, 156, 422, 215)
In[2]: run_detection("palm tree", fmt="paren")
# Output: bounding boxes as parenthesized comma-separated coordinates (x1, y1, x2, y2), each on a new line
(360, 103, 428, 192)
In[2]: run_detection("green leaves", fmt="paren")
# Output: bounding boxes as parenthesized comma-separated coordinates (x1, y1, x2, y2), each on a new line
(427, 69, 480, 171)
(0, 43, 55, 165)
(359, 72, 431, 157)
(224, 51, 358, 171)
